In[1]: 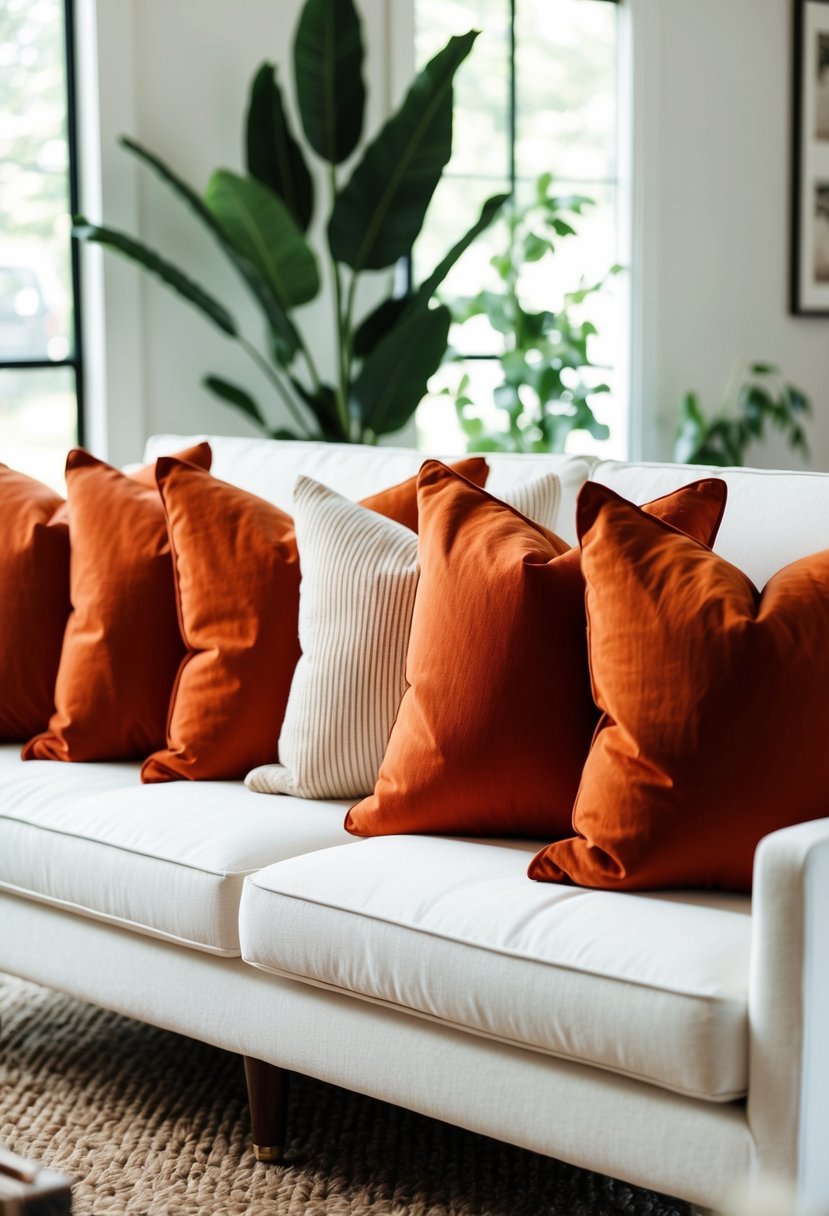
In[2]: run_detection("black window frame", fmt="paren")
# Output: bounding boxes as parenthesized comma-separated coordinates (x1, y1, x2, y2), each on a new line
(0, 0, 85, 446)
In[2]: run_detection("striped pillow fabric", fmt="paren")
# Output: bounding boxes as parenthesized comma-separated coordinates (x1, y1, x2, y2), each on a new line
(245, 466, 562, 800)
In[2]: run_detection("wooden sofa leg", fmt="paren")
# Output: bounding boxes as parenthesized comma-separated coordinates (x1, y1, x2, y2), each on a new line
(243, 1056, 289, 1163)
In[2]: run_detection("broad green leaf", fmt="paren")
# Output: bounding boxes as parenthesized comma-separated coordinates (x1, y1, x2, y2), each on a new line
(522, 232, 549, 262)
(788, 386, 811, 415)
(294, 0, 365, 164)
(542, 192, 593, 213)
(329, 31, 479, 270)
(205, 171, 320, 309)
(450, 295, 488, 324)
(411, 193, 508, 309)
(474, 289, 514, 334)
(681, 391, 705, 427)
(675, 395, 708, 464)
(353, 193, 507, 357)
(791, 424, 809, 452)
(246, 63, 314, 231)
(454, 397, 486, 439)
(537, 366, 565, 404)
(290, 377, 348, 442)
(353, 296, 410, 358)
(502, 349, 532, 386)
(517, 308, 553, 345)
(538, 413, 563, 449)
(458, 415, 485, 440)
(73, 218, 237, 336)
(535, 171, 553, 201)
(742, 386, 770, 431)
(582, 415, 610, 441)
(494, 382, 522, 418)
(350, 305, 451, 436)
(120, 135, 301, 364)
(204, 376, 267, 427)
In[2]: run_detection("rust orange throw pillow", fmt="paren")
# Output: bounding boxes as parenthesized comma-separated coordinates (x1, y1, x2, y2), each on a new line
(141, 457, 489, 783)
(529, 482, 829, 892)
(346, 462, 727, 841)
(23, 442, 212, 763)
(0, 466, 70, 739)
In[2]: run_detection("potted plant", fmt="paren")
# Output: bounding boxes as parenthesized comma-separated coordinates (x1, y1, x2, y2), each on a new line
(74, 0, 506, 443)
(675, 363, 811, 466)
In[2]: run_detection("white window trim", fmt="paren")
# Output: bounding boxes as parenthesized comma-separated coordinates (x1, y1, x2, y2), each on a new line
(74, 0, 146, 467)
(620, 0, 661, 462)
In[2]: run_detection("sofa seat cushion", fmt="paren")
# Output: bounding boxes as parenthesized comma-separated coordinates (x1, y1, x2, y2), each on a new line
(0, 747, 351, 955)
(239, 836, 751, 1102)
(144, 435, 593, 546)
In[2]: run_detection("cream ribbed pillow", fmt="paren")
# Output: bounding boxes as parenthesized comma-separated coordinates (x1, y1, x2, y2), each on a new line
(245, 469, 561, 799)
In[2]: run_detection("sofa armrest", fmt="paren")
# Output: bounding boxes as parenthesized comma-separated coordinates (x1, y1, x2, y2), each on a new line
(748, 817, 829, 1210)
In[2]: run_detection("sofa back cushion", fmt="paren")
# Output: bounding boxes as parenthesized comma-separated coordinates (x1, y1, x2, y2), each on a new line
(594, 459, 829, 586)
(143, 434, 593, 545)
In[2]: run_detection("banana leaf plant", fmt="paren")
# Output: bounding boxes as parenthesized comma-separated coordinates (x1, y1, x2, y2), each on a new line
(73, 0, 507, 443)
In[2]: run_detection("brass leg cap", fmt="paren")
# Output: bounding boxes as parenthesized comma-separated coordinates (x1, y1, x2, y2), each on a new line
(253, 1144, 282, 1163)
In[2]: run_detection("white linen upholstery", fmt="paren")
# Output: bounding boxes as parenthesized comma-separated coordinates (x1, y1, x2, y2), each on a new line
(239, 835, 751, 1102)
(593, 460, 829, 587)
(748, 817, 829, 1210)
(0, 890, 751, 1211)
(8, 436, 829, 1211)
(142, 434, 592, 544)
(0, 747, 351, 954)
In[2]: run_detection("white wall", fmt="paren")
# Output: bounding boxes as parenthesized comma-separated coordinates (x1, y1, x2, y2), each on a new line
(634, 0, 829, 469)
(82, 0, 829, 470)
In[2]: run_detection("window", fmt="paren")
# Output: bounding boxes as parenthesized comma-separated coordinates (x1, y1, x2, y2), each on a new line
(412, 0, 625, 456)
(0, 0, 82, 491)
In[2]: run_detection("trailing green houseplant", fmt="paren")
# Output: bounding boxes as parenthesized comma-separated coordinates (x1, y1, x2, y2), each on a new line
(674, 363, 811, 466)
(444, 172, 620, 453)
(73, 0, 506, 443)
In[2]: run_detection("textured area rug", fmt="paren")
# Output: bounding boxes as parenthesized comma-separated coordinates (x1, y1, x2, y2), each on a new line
(0, 975, 692, 1216)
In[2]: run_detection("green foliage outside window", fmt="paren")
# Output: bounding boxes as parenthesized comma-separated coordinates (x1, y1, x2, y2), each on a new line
(444, 173, 621, 453)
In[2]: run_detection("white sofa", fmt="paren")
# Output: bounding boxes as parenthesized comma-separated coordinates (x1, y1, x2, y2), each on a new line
(2, 434, 828, 1214)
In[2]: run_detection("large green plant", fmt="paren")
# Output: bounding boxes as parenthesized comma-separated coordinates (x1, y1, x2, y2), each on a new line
(73, 0, 506, 443)
(674, 363, 811, 466)
(445, 173, 620, 453)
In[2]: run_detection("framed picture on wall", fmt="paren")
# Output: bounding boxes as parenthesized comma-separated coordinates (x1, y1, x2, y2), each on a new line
(792, 0, 829, 313)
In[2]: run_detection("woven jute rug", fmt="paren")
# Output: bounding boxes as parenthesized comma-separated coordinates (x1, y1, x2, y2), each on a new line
(0, 974, 692, 1216)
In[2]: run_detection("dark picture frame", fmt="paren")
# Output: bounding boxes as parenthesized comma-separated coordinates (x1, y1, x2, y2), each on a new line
(792, 0, 829, 314)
